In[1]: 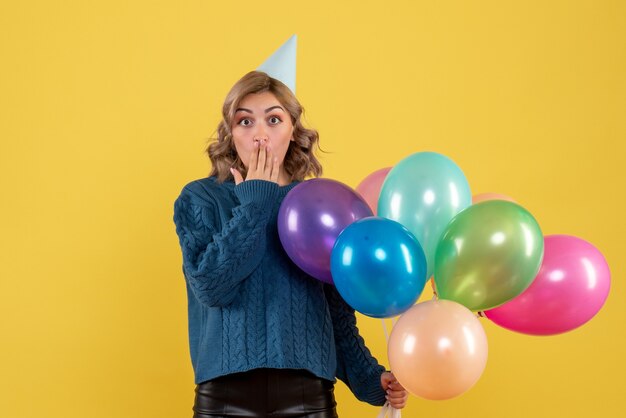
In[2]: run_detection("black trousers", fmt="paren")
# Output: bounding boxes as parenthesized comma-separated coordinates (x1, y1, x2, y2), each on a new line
(193, 368, 339, 418)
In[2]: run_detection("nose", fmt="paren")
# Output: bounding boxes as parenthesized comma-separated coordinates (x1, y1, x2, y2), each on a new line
(253, 125, 268, 143)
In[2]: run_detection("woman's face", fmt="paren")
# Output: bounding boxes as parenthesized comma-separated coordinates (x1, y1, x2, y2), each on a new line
(231, 91, 295, 170)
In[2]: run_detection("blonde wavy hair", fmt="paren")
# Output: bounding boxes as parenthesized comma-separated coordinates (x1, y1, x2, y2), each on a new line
(207, 71, 323, 183)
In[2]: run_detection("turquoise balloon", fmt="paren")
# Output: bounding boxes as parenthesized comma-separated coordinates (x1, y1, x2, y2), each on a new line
(377, 152, 471, 278)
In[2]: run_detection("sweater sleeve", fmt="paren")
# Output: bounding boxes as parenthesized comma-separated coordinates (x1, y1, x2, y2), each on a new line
(323, 284, 387, 406)
(173, 179, 279, 307)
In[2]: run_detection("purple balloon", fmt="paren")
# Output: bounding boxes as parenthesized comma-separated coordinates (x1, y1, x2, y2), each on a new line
(484, 235, 611, 335)
(278, 178, 373, 283)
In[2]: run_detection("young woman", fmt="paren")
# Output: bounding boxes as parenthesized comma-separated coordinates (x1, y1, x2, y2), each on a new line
(173, 71, 408, 417)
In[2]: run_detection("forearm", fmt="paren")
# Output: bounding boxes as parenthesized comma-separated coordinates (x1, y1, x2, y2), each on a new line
(324, 284, 387, 406)
(174, 180, 279, 307)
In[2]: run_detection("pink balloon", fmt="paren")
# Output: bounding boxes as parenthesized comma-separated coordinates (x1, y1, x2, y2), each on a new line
(355, 167, 391, 215)
(484, 235, 611, 335)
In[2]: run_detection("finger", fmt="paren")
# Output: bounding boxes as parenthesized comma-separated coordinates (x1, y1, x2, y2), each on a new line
(249, 141, 260, 173)
(386, 395, 405, 408)
(390, 401, 406, 409)
(270, 155, 280, 183)
(396, 395, 409, 406)
(388, 395, 408, 405)
(381, 372, 393, 385)
(257, 141, 267, 174)
(386, 391, 405, 399)
(231, 168, 244, 185)
(264, 145, 273, 174)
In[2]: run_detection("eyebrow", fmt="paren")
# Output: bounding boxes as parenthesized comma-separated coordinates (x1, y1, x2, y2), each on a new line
(235, 105, 285, 114)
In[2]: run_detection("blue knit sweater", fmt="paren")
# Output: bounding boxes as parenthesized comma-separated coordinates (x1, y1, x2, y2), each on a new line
(173, 176, 387, 406)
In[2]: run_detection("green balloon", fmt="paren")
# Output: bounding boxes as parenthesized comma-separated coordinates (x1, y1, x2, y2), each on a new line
(434, 200, 544, 311)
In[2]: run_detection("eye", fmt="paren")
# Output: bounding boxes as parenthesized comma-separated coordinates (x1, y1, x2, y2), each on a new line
(237, 118, 252, 126)
(268, 116, 282, 125)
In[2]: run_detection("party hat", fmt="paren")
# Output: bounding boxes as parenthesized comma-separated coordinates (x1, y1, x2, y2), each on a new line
(257, 34, 297, 94)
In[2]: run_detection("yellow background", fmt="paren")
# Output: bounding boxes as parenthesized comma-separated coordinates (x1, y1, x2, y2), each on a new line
(1, 1, 624, 417)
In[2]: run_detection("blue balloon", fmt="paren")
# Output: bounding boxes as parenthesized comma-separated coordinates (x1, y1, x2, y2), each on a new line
(330, 217, 428, 318)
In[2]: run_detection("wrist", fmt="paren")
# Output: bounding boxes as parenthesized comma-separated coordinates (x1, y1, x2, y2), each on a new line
(234, 179, 279, 207)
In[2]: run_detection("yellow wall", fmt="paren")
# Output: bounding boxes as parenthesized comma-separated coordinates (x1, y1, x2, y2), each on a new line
(1, 1, 624, 417)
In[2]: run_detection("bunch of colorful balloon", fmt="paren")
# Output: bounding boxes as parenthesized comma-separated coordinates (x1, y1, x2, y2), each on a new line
(277, 151, 611, 403)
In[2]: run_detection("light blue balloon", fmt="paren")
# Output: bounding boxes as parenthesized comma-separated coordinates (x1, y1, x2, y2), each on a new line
(377, 152, 472, 278)
(330, 217, 427, 318)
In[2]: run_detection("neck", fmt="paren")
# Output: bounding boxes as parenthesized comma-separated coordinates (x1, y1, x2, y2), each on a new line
(277, 168, 292, 186)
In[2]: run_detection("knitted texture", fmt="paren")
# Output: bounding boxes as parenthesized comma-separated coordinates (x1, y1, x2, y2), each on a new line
(173, 176, 387, 406)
